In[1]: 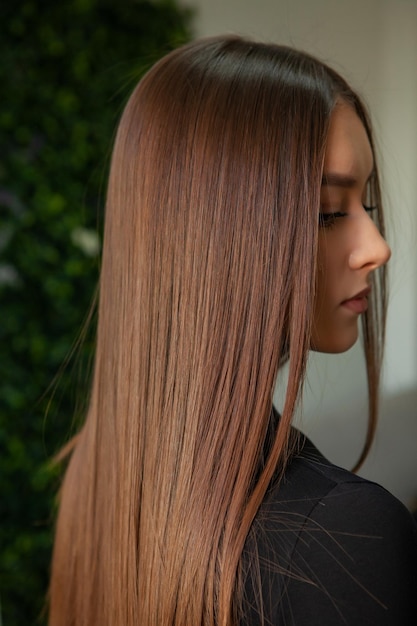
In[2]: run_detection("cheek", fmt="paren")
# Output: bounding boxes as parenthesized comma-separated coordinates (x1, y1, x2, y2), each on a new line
(315, 239, 334, 306)
(311, 237, 358, 354)
(315, 234, 345, 302)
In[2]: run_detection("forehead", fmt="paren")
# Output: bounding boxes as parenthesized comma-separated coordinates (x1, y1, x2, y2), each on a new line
(324, 103, 374, 179)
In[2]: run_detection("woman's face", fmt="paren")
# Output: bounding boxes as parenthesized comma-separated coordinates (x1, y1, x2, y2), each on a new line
(311, 103, 391, 353)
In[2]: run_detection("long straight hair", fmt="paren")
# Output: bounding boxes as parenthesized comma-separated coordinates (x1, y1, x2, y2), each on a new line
(49, 36, 387, 625)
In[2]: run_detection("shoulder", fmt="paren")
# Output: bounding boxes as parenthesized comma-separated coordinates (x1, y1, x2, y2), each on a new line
(242, 434, 417, 625)
(256, 431, 417, 534)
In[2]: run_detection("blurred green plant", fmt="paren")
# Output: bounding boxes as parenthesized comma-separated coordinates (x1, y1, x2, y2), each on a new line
(0, 1, 193, 623)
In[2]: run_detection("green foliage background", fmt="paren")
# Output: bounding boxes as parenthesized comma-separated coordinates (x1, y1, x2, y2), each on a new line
(0, 1, 193, 623)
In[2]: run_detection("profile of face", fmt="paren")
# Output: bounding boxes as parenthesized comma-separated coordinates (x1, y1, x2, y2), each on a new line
(311, 103, 391, 354)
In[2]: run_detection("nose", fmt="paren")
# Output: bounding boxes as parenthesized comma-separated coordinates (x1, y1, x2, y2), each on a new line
(348, 213, 391, 271)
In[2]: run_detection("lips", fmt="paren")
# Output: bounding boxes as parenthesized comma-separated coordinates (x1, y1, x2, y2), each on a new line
(341, 286, 371, 314)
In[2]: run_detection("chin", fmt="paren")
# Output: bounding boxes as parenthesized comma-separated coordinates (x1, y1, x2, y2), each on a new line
(310, 328, 359, 354)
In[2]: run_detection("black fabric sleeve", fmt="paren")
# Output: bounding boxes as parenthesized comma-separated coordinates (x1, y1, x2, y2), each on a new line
(243, 479, 417, 625)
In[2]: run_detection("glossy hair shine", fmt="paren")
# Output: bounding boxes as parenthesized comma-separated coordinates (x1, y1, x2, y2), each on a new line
(49, 36, 386, 625)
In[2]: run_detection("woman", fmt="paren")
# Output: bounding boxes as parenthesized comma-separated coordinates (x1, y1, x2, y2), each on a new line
(49, 36, 417, 625)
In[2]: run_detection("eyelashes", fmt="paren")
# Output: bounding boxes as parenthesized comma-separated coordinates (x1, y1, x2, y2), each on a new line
(319, 205, 377, 229)
(318, 211, 346, 228)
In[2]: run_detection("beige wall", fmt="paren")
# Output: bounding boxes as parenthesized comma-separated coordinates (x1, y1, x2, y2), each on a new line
(183, 0, 417, 505)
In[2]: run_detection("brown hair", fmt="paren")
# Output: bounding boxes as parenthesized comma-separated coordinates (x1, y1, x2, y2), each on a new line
(49, 36, 386, 625)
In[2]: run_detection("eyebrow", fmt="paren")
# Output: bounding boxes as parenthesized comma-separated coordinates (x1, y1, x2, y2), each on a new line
(321, 171, 375, 188)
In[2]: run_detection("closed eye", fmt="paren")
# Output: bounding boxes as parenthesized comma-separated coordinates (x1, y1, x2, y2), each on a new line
(318, 204, 377, 228)
(318, 211, 347, 228)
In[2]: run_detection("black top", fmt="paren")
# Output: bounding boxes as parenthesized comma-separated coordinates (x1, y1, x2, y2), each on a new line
(242, 425, 417, 625)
